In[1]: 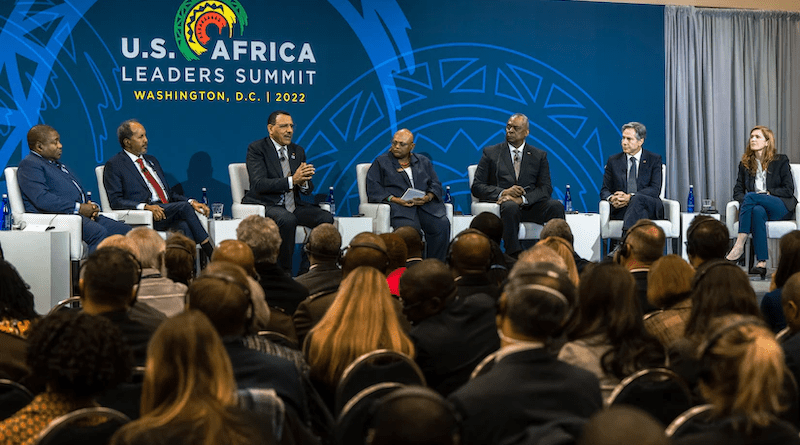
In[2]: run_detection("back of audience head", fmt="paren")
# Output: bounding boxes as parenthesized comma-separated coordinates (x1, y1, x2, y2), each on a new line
(126, 227, 165, 269)
(781, 272, 800, 333)
(80, 246, 141, 313)
(686, 216, 729, 267)
(538, 236, 579, 286)
(515, 244, 568, 273)
(393, 226, 423, 259)
(540, 218, 574, 247)
(647, 254, 695, 309)
(772, 230, 800, 291)
(305, 222, 342, 264)
(698, 314, 786, 432)
(27, 311, 131, 400)
(186, 262, 252, 337)
(236, 214, 281, 265)
(500, 262, 575, 342)
(618, 219, 665, 267)
(469, 212, 504, 244)
(399, 259, 457, 325)
(164, 232, 196, 285)
(340, 232, 389, 276)
(97, 234, 140, 257)
(379, 233, 408, 273)
(212, 239, 257, 278)
(448, 229, 492, 277)
(578, 406, 671, 445)
(684, 260, 760, 340)
(365, 386, 461, 445)
(0, 259, 38, 322)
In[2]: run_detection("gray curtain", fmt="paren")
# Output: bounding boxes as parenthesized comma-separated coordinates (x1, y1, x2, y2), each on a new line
(665, 6, 800, 219)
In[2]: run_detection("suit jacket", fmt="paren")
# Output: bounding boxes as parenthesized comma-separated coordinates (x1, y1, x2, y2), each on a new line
(103, 150, 187, 209)
(471, 142, 553, 206)
(600, 149, 662, 201)
(733, 154, 797, 212)
(255, 261, 309, 315)
(366, 151, 446, 219)
(448, 347, 602, 445)
(293, 262, 342, 296)
(17, 153, 88, 214)
(242, 138, 314, 207)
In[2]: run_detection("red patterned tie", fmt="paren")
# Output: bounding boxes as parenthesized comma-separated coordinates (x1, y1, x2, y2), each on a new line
(136, 158, 169, 203)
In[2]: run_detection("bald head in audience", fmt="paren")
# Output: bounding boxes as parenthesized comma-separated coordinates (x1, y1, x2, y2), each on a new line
(341, 232, 389, 276)
(469, 212, 504, 245)
(212, 239, 257, 278)
(449, 229, 491, 277)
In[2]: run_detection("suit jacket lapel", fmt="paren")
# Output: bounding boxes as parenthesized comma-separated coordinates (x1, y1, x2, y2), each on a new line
(393, 155, 412, 188)
(637, 155, 649, 189)
(500, 142, 516, 185)
(147, 155, 171, 191)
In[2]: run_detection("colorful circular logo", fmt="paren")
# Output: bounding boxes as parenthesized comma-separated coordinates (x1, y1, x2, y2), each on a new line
(174, 0, 248, 61)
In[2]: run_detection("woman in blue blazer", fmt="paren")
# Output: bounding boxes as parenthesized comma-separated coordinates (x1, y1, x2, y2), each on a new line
(727, 126, 797, 279)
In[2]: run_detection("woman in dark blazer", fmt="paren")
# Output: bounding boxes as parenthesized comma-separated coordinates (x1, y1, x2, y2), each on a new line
(727, 125, 797, 279)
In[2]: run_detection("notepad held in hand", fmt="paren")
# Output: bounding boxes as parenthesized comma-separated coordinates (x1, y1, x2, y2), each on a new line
(400, 188, 426, 201)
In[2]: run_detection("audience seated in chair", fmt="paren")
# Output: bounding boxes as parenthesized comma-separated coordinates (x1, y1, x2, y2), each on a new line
(578, 406, 671, 445)
(644, 255, 695, 350)
(761, 231, 800, 332)
(399, 259, 499, 396)
(685, 216, 729, 269)
(0, 311, 132, 445)
(447, 229, 500, 301)
(781, 273, 800, 399)
(0, 260, 39, 382)
(394, 226, 424, 268)
(448, 262, 602, 445)
(109, 311, 276, 445)
(612, 219, 665, 313)
(540, 218, 592, 274)
(163, 232, 196, 286)
(537, 236, 580, 287)
(294, 223, 342, 296)
(364, 386, 461, 445)
(125, 227, 187, 317)
(469, 212, 513, 284)
(381, 233, 408, 296)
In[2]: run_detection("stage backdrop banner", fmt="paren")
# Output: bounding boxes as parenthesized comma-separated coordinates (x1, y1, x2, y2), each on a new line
(0, 0, 665, 217)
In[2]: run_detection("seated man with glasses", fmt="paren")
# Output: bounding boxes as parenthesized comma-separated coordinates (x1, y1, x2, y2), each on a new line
(471, 113, 565, 257)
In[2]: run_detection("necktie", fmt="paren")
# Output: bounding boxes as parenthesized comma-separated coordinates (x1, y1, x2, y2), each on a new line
(627, 157, 638, 194)
(136, 158, 169, 203)
(513, 149, 521, 179)
(279, 147, 295, 212)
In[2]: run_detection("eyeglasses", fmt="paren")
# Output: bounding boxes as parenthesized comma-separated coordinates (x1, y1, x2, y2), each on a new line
(391, 140, 411, 148)
(506, 124, 525, 131)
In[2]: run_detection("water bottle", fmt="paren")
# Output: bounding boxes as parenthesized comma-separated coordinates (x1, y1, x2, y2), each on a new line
(564, 184, 573, 213)
(444, 186, 452, 204)
(687, 184, 695, 213)
(201, 187, 209, 206)
(2, 194, 10, 231)
(326, 186, 336, 215)
(86, 191, 92, 204)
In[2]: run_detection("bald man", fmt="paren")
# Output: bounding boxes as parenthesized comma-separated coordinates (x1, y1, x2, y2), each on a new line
(366, 129, 450, 261)
(448, 229, 500, 300)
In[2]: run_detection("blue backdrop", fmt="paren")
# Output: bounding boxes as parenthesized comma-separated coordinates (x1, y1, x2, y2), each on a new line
(0, 0, 665, 218)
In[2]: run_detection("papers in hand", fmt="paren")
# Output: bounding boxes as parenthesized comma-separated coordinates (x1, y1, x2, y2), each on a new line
(400, 188, 426, 201)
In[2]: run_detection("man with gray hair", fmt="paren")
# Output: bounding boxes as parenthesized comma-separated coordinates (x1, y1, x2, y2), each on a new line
(126, 227, 187, 316)
(600, 122, 664, 242)
(471, 113, 564, 257)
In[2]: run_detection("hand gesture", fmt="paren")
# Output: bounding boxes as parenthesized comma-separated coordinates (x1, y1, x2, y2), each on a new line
(292, 162, 315, 187)
(144, 204, 166, 221)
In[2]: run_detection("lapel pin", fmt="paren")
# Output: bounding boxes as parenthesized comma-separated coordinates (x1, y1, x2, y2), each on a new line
(290, 153, 296, 160)
(396, 168, 404, 173)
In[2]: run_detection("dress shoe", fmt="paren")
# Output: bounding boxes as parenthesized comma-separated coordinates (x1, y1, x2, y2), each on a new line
(749, 266, 767, 280)
(725, 246, 745, 264)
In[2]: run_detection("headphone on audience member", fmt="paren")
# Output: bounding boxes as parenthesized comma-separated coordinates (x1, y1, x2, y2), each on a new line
(364, 386, 462, 445)
(185, 272, 255, 328)
(445, 228, 492, 267)
(697, 315, 767, 381)
(617, 219, 659, 261)
(304, 241, 340, 261)
(690, 259, 742, 290)
(685, 216, 718, 257)
(166, 242, 195, 256)
(498, 267, 573, 325)
(338, 242, 390, 271)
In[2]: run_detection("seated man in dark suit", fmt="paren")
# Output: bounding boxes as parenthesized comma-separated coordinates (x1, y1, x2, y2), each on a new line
(448, 262, 602, 445)
(471, 113, 565, 257)
(600, 122, 664, 245)
(18, 125, 130, 252)
(399, 259, 499, 396)
(448, 229, 500, 300)
(242, 110, 334, 273)
(186, 261, 306, 417)
(294, 223, 342, 296)
(366, 129, 450, 261)
(103, 119, 213, 259)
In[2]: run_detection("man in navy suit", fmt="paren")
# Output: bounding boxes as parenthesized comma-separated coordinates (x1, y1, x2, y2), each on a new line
(242, 110, 334, 273)
(599, 122, 664, 239)
(366, 129, 451, 261)
(18, 125, 130, 253)
(471, 113, 565, 257)
(103, 119, 213, 259)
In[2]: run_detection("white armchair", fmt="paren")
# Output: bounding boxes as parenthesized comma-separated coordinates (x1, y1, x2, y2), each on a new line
(725, 163, 800, 266)
(599, 164, 680, 253)
(356, 163, 453, 235)
(5, 167, 85, 260)
(467, 164, 543, 240)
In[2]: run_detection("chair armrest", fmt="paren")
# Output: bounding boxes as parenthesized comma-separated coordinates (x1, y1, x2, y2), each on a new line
(359, 203, 391, 234)
(445, 203, 454, 238)
(795, 203, 800, 229)
(232, 203, 266, 219)
(725, 201, 740, 236)
(471, 202, 500, 218)
(661, 198, 681, 237)
(99, 212, 118, 221)
(108, 210, 154, 227)
(599, 200, 611, 233)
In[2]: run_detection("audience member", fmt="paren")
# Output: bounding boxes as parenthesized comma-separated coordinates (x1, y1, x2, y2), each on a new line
(447, 229, 500, 300)
(0, 311, 131, 444)
(394, 226, 424, 268)
(399, 259, 499, 396)
(469, 211, 514, 282)
(126, 227, 187, 317)
(644, 254, 695, 350)
(449, 263, 601, 445)
(163, 232, 196, 285)
(110, 311, 274, 445)
(674, 315, 800, 445)
(761, 231, 800, 332)
(538, 236, 580, 287)
(559, 262, 664, 398)
(381, 232, 408, 296)
(781, 273, 800, 403)
(0, 260, 36, 381)
(365, 386, 461, 445)
(212, 239, 258, 277)
(294, 223, 342, 296)
(80, 246, 162, 366)
(540, 218, 591, 273)
(613, 219, 665, 313)
(685, 216, 729, 269)
(578, 406, 671, 445)
(516, 244, 568, 271)
(186, 262, 306, 417)
(305, 266, 414, 408)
